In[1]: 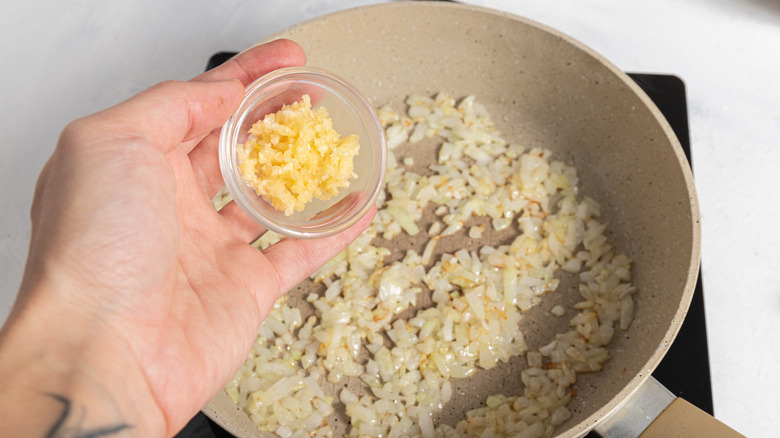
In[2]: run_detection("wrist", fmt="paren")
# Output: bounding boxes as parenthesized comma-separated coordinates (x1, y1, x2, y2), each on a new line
(0, 278, 167, 437)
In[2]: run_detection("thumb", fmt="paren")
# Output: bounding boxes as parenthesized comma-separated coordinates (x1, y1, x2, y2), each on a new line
(90, 79, 245, 154)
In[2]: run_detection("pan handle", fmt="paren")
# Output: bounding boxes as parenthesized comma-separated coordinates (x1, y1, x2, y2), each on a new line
(594, 376, 745, 438)
(639, 397, 745, 438)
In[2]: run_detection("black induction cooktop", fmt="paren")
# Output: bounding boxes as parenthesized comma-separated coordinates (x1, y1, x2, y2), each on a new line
(174, 55, 712, 438)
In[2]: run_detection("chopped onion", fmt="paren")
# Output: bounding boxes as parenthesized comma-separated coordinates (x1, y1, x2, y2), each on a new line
(224, 93, 637, 438)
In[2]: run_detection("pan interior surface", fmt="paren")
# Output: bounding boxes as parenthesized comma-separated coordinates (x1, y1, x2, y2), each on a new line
(205, 2, 700, 437)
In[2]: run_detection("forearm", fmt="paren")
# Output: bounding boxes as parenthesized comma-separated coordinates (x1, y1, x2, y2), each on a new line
(0, 281, 167, 437)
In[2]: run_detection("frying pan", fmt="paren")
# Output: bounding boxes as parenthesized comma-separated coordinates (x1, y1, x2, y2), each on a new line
(204, 3, 742, 437)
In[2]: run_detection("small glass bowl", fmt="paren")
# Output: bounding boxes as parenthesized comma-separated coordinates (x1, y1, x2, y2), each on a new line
(219, 66, 387, 239)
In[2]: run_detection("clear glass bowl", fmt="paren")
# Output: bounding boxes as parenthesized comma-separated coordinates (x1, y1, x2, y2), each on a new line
(219, 66, 386, 239)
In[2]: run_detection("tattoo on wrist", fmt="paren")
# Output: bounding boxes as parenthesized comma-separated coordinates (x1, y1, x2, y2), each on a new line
(44, 393, 133, 438)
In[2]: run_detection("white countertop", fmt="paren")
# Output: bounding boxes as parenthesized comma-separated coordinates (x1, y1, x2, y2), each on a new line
(1, 1, 777, 436)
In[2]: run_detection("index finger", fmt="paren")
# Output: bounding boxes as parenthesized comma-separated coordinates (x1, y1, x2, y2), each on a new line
(186, 39, 308, 240)
(193, 39, 307, 86)
(186, 39, 307, 186)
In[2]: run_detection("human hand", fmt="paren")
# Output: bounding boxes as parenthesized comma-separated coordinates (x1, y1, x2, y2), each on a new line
(0, 39, 374, 437)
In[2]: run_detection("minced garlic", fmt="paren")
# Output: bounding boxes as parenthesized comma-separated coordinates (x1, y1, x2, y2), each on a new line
(238, 95, 359, 216)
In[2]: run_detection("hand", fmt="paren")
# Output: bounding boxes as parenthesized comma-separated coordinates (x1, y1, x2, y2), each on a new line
(0, 39, 374, 437)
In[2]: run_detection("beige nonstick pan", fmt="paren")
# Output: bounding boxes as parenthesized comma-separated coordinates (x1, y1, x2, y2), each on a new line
(204, 2, 743, 437)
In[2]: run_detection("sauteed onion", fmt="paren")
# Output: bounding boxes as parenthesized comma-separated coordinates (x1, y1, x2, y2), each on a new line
(218, 93, 636, 438)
